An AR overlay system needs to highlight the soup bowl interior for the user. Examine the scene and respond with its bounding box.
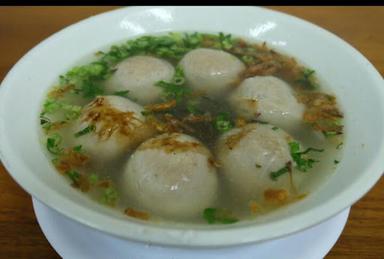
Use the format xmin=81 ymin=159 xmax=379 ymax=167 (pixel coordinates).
xmin=0 ymin=6 xmax=383 ymax=247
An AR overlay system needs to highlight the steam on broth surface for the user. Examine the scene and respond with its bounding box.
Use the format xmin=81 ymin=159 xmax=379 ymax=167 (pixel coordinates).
xmin=39 ymin=32 xmax=344 ymax=224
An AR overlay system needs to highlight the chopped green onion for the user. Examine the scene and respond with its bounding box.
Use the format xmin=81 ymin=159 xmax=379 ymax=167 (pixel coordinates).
xmin=74 ymin=125 xmax=96 ymax=138
xmin=173 ymin=66 xmax=185 ymax=85
xmin=300 ymin=147 xmax=324 ymax=155
xmin=156 ymin=81 xmax=191 ymax=101
xmin=241 ymin=55 xmax=255 ymax=65
xmin=46 ymin=134 xmax=63 ymax=155
xmin=72 ymin=145 xmax=83 ymax=153
xmin=95 ymin=51 xmax=105 ymax=56
xmin=203 ymin=208 xmax=238 ymax=224
xmin=51 ymin=158 xmax=59 ymax=165
xmin=141 ymin=110 xmax=152 ymax=116
xmin=89 ymin=173 xmax=99 ymax=185
xmin=40 ymin=114 xmax=53 ymax=130
xmin=322 ymin=131 xmax=340 ymax=137
xmin=112 ymin=90 xmax=130 ymax=97
xmin=218 ymin=32 xmax=234 ymax=50
xmin=61 ymin=103 xmax=82 ymax=120
xmin=186 ymin=100 xmax=203 ymax=115
xmin=270 ymin=162 xmax=292 ymax=181
xmin=101 ymin=187 xmax=118 ymax=206
xmin=66 ymin=170 xmax=80 ymax=184
xmin=41 ymin=99 xmax=82 ymax=120
xmin=336 ymin=142 xmax=343 ymax=150
xmin=296 ymin=68 xmax=318 ymax=89
xmin=155 ymin=67 xmax=190 ymax=102
xmin=42 ymin=99 xmax=62 ymax=114
xmin=60 ymin=62 xmax=109 ymax=98
xmin=40 ymin=114 xmax=51 ymax=125
xmin=183 ymin=32 xmax=203 ymax=48
xmin=334 ymin=160 xmax=340 ymax=164
xmin=213 ymin=112 xmax=234 ymax=133
xmin=289 ymin=142 xmax=323 ymax=172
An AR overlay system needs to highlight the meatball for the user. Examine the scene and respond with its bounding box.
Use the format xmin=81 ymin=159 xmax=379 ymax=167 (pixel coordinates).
xmin=105 ymin=56 xmax=175 ymax=104
xmin=179 ymin=48 xmax=245 ymax=96
xmin=229 ymin=76 xmax=305 ymax=132
xmin=71 ymin=95 xmax=154 ymax=163
xmin=121 ymin=133 xmax=219 ymax=219
xmin=216 ymin=123 xmax=294 ymax=203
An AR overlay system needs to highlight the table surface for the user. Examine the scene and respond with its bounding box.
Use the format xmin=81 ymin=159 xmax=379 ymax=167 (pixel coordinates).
xmin=0 ymin=6 xmax=383 ymax=259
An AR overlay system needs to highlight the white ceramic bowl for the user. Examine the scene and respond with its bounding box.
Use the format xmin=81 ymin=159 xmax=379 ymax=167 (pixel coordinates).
xmin=0 ymin=6 xmax=383 ymax=247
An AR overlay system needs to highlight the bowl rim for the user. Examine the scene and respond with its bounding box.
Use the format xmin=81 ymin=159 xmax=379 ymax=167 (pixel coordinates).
xmin=1 ymin=6 xmax=384 ymax=247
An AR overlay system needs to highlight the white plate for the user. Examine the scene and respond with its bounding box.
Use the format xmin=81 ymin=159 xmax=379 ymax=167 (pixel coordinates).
xmin=33 ymin=198 xmax=350 ymax=259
